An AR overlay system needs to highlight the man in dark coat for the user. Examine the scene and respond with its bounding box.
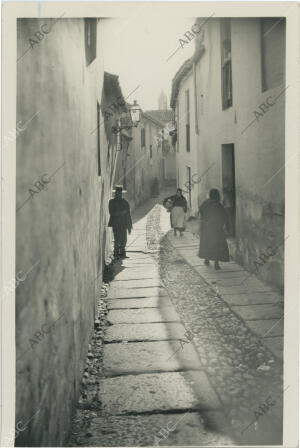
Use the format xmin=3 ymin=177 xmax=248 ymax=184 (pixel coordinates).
xmin=199 ymin=188 xmax=230 ymax=270
xmin=108 ymin=186 xmax=132 ymax=258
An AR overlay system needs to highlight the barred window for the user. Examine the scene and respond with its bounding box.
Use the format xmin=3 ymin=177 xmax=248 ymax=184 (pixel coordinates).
xmin=220 ymin=19 xmax=232 ymax=110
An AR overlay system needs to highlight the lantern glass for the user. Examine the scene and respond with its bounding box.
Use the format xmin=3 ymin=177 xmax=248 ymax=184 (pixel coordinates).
xmin=130 ymin=100 xmax=141 ymax=125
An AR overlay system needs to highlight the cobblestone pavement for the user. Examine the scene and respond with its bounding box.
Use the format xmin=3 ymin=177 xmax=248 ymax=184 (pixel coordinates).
xmin=67 ymin=192 xmax=284 ymax=446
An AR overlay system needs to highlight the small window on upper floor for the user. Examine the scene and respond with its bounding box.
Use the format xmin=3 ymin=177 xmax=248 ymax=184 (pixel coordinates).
xmin=141 ymin=127 xmax=145 ymax=148
xmin=85 ymin=18 xmax=97 ymax=66
xmin=260 ymin=18 xmax=285 ymax=92
xmin=185 ymin=89 xmax=190 ymax=152
xmin=220 ymin=19 xmax=232 ymax=110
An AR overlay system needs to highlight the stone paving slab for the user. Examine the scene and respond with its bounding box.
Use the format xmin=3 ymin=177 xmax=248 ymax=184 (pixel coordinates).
xmin=200 ymin=270 xmax=249 ymax=280
xmin=181 ymin=257 xmax=205 ymax=267
xmin=262 ymin=336 xmax=283 ymax=359
xmin=103 ymin=340 xmax=202 ymax=374
xmin=106 ymin=296 xmax=172 ymax=309
xmin=104 ymin=322 xmax=187 ymax=342
xmin=246 ymin=319 xmax=284 ymax=337
xmin=120 ymin=258 xmax=156 ymax=263
xmin=173 ymin=246 xmax=200 ymax=252
xmin=107 ymin=287 xmax=168 ymax=299
xmin=121 ymin=261 xmax=157 ymax=268
xmin=216 ymin=285 xmax=272 ymax=295
xmin=232 ymin=304 xmax=282 ymax=321
xmin=235 ymin=277 xmax=274 ymax=291
xmin=99 ymin=371 xmax=220 ymax=414
xmin=223 ymin=292 xmax=283 ymax=306
xmin=121 ymin=259 xmax=156 ymax=266
xmin=113 ymin=269 xmax=159 ymax=281
xmin=192 ymin=263 xmax=245 ymax=274
xmin=82 ymin=412 xmax=234 ymax=446
xmin=123 ymin=254 xmax=154 ymax=260
xmin=107 ymin=307 xmax=180 ymax=324
xmin=109 ymin=278 xmax=161 ymax=289
xmin=210 ymin=277 xmax=274 ymax=290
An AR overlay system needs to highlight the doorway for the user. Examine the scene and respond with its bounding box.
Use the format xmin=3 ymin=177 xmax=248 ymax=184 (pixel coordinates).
xmin=221 ymin=144 xmax=236 ymax=236
xmin=186 ymin=166 xmax=192 ymax=208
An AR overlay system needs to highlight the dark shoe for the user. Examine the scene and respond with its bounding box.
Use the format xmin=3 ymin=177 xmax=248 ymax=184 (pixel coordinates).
xmin=121 ymin=253 xmax=129 ymax=259
xmin=204 ymin=259 xmax=210 ymax=266
xmin=214 ymin=261 xmax=221 ymax=270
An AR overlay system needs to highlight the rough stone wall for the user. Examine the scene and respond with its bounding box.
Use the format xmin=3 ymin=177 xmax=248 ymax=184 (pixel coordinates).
xmin=230 ymin=189 xmax=284 ymax=291
xmin=16 ymin=18 xmax=112 ymax=446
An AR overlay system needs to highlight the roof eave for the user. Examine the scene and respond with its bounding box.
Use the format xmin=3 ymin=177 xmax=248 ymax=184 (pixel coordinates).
xmin=170 ymin=45 xmax=205 ymax=109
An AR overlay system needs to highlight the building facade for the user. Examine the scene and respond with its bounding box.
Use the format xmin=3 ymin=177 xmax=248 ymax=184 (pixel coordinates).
xmin=16 ymin=18 xmax=124 ymax=446
xmin=146 ymin=109 xmax=176 ymax=185
xmin=114 ymin=108 xmax=176 ymax=210
xmin=171 ymin=17 xmax=285 ymax=290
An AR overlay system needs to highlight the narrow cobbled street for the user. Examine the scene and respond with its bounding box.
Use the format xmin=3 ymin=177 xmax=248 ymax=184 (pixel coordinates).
xmin=13 ymin=12 xmax=295 ymax=448
xmin=68 ymin=190 xmax=283 ymax=447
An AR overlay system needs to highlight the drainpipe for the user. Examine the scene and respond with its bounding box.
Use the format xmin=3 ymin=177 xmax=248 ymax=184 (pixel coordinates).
xmin=193 ymin=61 xmax=199 ymax=135
xmin=111 ymin=118 xmax=121 ymax=190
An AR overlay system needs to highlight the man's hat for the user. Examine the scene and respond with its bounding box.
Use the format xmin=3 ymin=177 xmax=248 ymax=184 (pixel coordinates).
xmin=112 ymin=185 xmax=127 ymax=193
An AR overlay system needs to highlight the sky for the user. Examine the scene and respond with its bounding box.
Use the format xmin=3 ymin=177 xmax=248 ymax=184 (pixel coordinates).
xmin=101 ymin=11 xmax=195 ymax=111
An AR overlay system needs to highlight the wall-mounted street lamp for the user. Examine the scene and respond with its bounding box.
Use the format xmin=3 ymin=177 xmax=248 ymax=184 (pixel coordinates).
xmin=112 ymin=100 xmax=141 ymax=135
xmin=129 ymin=100 xmax=141 ymax=126
xmin=112 ymin=100 xmax=141 ymax=152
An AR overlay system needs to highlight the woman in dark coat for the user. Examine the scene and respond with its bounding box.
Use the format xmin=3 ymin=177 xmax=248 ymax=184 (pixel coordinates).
xmin=199 ymin=188 xmax=230 ymax=270
xmin=163 ymin=188 xmax=188 ymax=237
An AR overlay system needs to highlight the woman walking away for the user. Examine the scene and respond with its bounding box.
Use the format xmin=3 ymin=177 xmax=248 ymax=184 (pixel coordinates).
xmin=163 ymin=188 xmax=188 ymax=237
xmin=199 ymin=188 xmax=230 ymax=270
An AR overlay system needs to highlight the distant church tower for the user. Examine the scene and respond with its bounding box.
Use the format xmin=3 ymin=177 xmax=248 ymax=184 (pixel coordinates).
xmin=158 ymin=90 xmax=168 ymax=111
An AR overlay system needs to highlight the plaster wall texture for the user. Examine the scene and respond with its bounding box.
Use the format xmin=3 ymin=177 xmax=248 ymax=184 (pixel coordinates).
xmin=16 ymin=18 xmax=113 ymax=446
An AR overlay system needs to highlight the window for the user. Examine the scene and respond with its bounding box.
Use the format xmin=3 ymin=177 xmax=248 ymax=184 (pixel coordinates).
xmin=141 ymin=127 xmax=145 ymax=148
xmin=222 ymin=144 xmax=236 ymax=237
xmin=186 ymin=166 xmax=192 ymax=207
xmin=97 ymin=102 xmax=101 ymax=176
xmin=185 ymin=89 xmax=190 ymax=152
xmin=85 ymin=19 xmax=97 ymax=65
xmin=220 ymin=19 xmax=232 ymax=110
xmin=261 ymin=18 xmax=285 ymax=92
xmin=150 ymin=145 xmax=153 ymax=159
